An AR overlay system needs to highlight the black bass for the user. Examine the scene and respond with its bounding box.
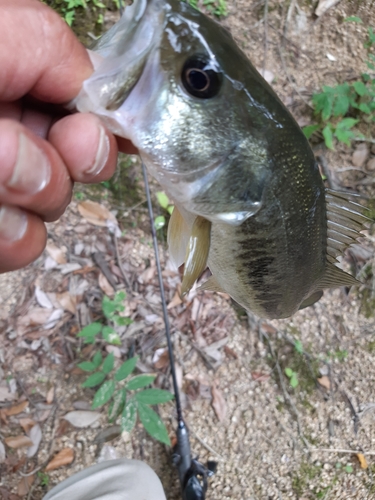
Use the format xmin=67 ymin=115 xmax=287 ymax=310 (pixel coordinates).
xmin=73 ymin=0 xmax=368 ymax=319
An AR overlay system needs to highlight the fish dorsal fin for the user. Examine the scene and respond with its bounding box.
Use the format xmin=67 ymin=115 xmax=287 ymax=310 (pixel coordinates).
xmin=326 ymin=189 xmax=370 ymax=264
xmin=181 ymin=216 xmax=211 ymax=297
xmin=197 ymin=275 xmax=226 ymax=293
xmin=318 ymin=261 xmax=359 ymax=289
xmin=167 ymin=205 xmax=191 ymax=269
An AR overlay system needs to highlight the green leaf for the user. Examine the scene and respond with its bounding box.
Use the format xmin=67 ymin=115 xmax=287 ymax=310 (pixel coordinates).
xmin=285 ymin=367 xmax=293 ymax=378
xmin=114 ymin=291 xmax=126 ymax=305
xmin=102 ymin=353 xmax=115 ymax=374
xmin=290 ymin=375 xmax=299 ymax=388
xmin=345 ymin=465 xmax=353 ymax=473
xmin=333 ymin=94 xmax=349 ymax=117
xmin=322 ymin=125 xmax=334 ymax=150
xmin=126 ymin=374 xmax=156 ymax=390
xmin=156 ymin=191 xmax=170 ymax=210
xmin=92 ymin=380 xmax=115 ymax=409
xmin=121 ymin=398 xmax=137 ymax=432
xmin=154 ymin=215 xmax=165 ymax=230
xmin=102 ymin=326 xmax=121 ymax=345
xmin=77 ymin=322 xmax=102 ymax=339
xmin=353 ymin=81 xmax=368 ymax=97
xmin=359 ymin=102 xmax=371 ymax=114
xmin=82 ymin=371 xmax=106 ymax=388
xmin=344 ymin=16 xmax=363 ymax=23
xmin=102 ymin=295 xmax=116 ymax=320
xmin=302 ymin=124 xmax=320 ymax=139
xmin=167 ymin=205 xmax=174 ymax=215
xmin=115 ymin=357 xmax=139 ymax=382
xmin=135 ymin=389 xmax=174 ymax=405
xmin=77 ymin=361 xmax=96 ymax=372
xmin=294 ymin=340 xmax=303 ymax=355
xmin=113 ymin=316 xmax=132 ymax=327
xmin=138 ymin=402 xmax=171 ymax=445
xmin=108 ymin=389 xmax=126 ymax=422
xmin=336 ymin=118 xmax=359 ymax=129
xmin=92 ymin=351 xmax=102 ymax=368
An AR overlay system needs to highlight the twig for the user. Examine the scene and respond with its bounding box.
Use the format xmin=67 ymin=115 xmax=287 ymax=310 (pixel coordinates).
xmin=189 ymin=427 xmax=225 ymax=461
xmin=113 ymin=233 xmax=132 ymax=292
xmin=277 ymin=44 xmax=314 ymax=110
xmin=260 ymin=329 xmax=310 ymax=450
xmin=311 ymin=448 xmax=375 ymax=455
xmin=92 ymin=251 xmax=117 ymax=290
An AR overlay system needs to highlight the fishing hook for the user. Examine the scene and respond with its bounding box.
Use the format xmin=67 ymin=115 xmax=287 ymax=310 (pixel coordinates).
xmin=142 ymin=161 xmax=216 ymax=500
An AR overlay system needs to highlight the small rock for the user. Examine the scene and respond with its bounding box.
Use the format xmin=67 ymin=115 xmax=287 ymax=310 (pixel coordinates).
xmin=366 ymin=157 xmax=375 ymax=171
xmin=352 ymin=143 xmax=369 ymax=167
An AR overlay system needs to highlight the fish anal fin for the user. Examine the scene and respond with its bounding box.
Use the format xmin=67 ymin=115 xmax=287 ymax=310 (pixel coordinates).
xmin=197 ymin=275 xmax=226 ymax=293
xmin=181 ymin=216 xmax=211 ymax=297
xmin=299 ymin=291 xmax=323 ymax=310
xmin=318 ymin=262 xmax=359 ymax=289
xmin=167 ymin=205 xmax=191 ymax=269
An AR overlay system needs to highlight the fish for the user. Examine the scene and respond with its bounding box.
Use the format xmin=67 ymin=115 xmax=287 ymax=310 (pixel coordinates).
xmin=72 ymin=0 xmax=369 ymax=319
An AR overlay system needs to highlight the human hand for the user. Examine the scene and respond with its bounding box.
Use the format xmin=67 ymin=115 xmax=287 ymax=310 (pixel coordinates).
xmin=0 ymin=0 xmax=137 ymax=273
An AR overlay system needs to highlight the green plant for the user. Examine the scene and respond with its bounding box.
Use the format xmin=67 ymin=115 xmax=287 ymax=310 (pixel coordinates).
xmin=154 ymin=191 xmax=174 ymax=231
xmin=37 ymin=471 xmax=50 ymax=487
xmin=285 ymin=367 xmax=298 ymax=388
xmin=304 ymin=24 xmax=375 ymax=149
xmin=77 ymin=291 xmax=133 ymax=346
xmin=44 ymin=0 xmax=110 ymax=26
xmin=185 ymin=0 xmax=228 ymax=17
xmin=78 ymin=354 xmax=174 ymax=444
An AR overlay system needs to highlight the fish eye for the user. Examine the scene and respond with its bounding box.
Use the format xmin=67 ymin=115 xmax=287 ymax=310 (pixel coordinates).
xmin=181 ymin=56 xmax=221 ymax=99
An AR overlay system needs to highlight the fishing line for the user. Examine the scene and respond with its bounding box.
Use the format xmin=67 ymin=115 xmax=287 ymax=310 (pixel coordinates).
xmin=141 ymin=161 xmax=182 ymax=420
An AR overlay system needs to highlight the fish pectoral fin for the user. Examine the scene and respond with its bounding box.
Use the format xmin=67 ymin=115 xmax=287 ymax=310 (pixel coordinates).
xmin=318 ymin=262 xmax=359 ymax=289
xmin=326 ymin=189 xmax=370 ymax=264
xmin=299 ymin=291 xmax=324 ymax=310
xmin=197 ymin=275 xmax=225 ymax=293
xmin=167 ymin=205 xmax=191 ymax=269
xmin=181 ymin=216 xmax=211 ymax=297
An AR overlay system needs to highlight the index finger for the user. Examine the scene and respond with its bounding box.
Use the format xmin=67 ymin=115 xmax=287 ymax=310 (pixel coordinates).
xmin=0 ymin=0 xmax=93 ymax=103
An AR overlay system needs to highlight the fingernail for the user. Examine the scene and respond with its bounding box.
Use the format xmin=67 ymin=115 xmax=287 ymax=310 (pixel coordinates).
xmin=0 ymin=205 xmax=28 ymax=242
xmin=85 ymin=125 xmax=110 ymax=176
xmin=6 ymin=133 xmax=51 ymax=194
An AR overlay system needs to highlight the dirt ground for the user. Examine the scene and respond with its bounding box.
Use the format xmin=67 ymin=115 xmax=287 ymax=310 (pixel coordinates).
xmin=1 ymin=0 xmax=375 ymax=499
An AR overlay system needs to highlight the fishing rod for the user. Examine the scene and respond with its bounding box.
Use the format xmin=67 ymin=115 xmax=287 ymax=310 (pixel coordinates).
xmin=141 ymin=161 xmax=216 ymax=500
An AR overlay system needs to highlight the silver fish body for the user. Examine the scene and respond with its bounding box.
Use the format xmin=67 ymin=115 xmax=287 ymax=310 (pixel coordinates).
xmin=73 ymin=0 xmax=368 ymax=319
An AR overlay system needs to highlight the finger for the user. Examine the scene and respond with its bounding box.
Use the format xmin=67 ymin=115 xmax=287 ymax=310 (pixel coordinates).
xmin=0 ymin=205 xmax=46 ymax=273
xmin=48 ymin=113 xmax=118 ymax=183
xmin=0 ymin=0 xmax=92 ymax=103
xmin=0 ymin=119 xmax=72 ymax=222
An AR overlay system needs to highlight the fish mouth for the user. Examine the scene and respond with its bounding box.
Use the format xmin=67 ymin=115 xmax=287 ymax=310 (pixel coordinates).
xmin=72 ymin=0 xmax=167 ymax=115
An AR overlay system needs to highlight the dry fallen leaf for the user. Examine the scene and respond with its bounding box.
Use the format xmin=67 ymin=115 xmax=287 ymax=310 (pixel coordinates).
xmin=98 ymin=272 xmax=115 ymax=297
xmin=46 ymin=448 xmax=75 ymax=471
xmin=78 ymin=200 xmax=117 ymax=227
xmin=0 ymin=386 xmax=17 ymax=403
xmin=167 ymin=291 xmax=183 ymax=310
xmin=56 ymin=292 xmax=76 ymax=315
xmin=63 ymin=411 xmax=101 ymax=428
xmin=0 ymin=440 xmax=5 ymax=463
xmin=3 ymin=400 xmax=28 ymax=416
xmin=317 ymin=376 xmax=331 ymax=390
xmin=4 ymin=435 xmax=34 ymax=449
xmin=315 ymin=0 xmax=341 ymax=16
xmin=252 ymin=372 xmax=271 ymax=382
xmin=17 ymin=475 xmax=34 ymax=496
xmin=19 ymin=418 xmax=36 ymax=434
xmin=27 ymin=424 xmax=42 ymax=458
xmin=152 ymin=348 xmax=170 ymax=369
xmin=211 ymin=385 xmax=227 ymax=422
xmin=356 ymin=453 xmax=368 ymax=469
xmin=46 ymin=387 xmax=55 ymax=405
xmin=45 ymin=243 xmax=67 ymax=264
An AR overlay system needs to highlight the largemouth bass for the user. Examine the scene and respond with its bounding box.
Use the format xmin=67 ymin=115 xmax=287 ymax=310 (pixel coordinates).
xmin=73 ymin=0 xmax=368 ymax=319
